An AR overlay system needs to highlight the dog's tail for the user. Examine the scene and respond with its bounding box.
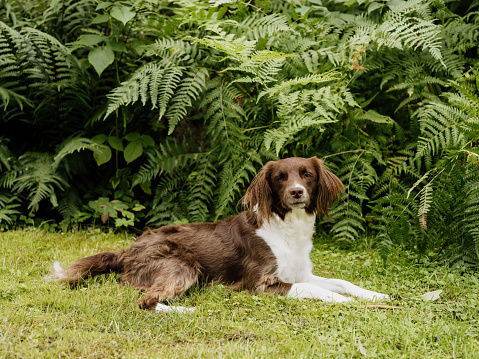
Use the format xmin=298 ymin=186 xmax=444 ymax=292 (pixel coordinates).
xmin=53 ymin=251 xmax=124 ymax=285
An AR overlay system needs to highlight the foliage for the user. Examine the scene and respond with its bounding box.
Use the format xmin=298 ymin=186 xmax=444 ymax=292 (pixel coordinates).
xmin=1 ymin=0 xmax=479 ymax=267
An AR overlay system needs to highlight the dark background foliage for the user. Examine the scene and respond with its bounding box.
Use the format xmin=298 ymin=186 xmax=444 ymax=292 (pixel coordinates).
xmin=1 ymin=0 xmax=478 ymax=267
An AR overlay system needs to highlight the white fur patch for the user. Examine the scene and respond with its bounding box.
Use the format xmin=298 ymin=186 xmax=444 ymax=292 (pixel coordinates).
xmin=52 ymin=261 xmax=67 ymax=281
xmin=256 ymin=209 xmax=316 ymax=283
xmin=256 ymin=209 xmax=389 ymax=303
xmin=288 ymin=283 xmax=352 ymax=302
xmin=155 ymin=303 xmax=195 ymax=313
xmin=307 ymin=275 xmax=389 ymax=301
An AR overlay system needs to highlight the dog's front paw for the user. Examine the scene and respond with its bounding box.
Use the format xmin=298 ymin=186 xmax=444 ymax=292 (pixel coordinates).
xmin=325 ymin=294 xmax=353 ymax=303
xmin=155 ymin=303 xmax=195 ymax=313
xmin=360 ymin=291 xmax=389 ymax=302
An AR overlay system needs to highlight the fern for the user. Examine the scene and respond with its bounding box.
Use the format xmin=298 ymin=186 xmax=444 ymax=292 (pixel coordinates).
xmin=199 ymin=77 xmax=246 ymax=156
xmin=106 ymin=64 xmax=182 ymax=119
xmin=236 ymin=14 xmax=292 ymax=41
xmin=12 ymin=153 xmax=68 ymax=212
xmin=377 ymin=14 xmax=444 ymax=66
xmin=0 ymin=192 xmax=20 ymax=225
xmin=0 ymin=21 xmax=29 ymax=110
xmin=329 ymin=151 xmax=378 ymax=242
xmin=214 ymin=150 xmax=262 ymax=219
xmin=417 ymin=182 xmax=432 ymax=232
xmin=2 ymin=0 xmax=479 ymax=269
xmin=132 ymin=139 xmax=193 ymax=188
xmin=257 ymin=71 xmax=342 ymax=100
xmin=187 ymin=155 xmax=217 ymax=223
xmin=41 ymin=0 xmax=96 ymax=42
xmin=264 ymin=85 xmax=356 ymax=155
xmin=52 ymin=137 xmax=110 ymax=170
xmin=166 ymin=67 xmax=208 ymax=133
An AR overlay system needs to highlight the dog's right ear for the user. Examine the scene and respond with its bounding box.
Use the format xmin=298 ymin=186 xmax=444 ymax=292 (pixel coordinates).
xmin=243 ymin=162 xmax=273 ymax=227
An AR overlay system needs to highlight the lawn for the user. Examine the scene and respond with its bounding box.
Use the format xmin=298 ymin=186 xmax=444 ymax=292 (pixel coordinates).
xmin=1 ymin=230 xmax=478 ymax=358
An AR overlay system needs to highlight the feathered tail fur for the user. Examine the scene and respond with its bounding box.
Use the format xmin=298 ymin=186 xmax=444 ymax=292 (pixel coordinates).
xmin=53 ymin=251 xmax=124 ymax=284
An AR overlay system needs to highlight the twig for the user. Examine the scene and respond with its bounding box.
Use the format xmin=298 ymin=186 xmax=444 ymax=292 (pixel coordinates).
xmin=366 ymin=305 xmax=403 ymax=310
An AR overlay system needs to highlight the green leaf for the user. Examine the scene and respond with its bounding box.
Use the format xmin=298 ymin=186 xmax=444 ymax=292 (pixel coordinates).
xmin=362 ymin=110 xmax=394 ymax=124
xmin=110 ymin=5 xmax=136 ymax=26
xmin=93 ymin=145 xmax=112 ymax=166
xmin=96 ymin=1 xmax=112 ymax=10
xmin=421 ymin=290 xmax=442 ymax=301
xmin=108 ymin=136 xmax=123 ymax=151
xmin=91 ymin=14 xmax=109 ymax=24
xmin=139 ymin=135 xmax=155 ymax=147
xmin=91 ymin=134 xmax=108 ymax=144
xmin=124 ymin=132 xmax=141 ymax=141
xmin=124 ymin=142 xmax=143 ymax=163
xmin=88 ymin=45 xmax=115 ymax=77
xmin=140 ymin=181 xmax=151 ymax=195
xmin=110 ymin=176 xmax=121 ymax=189
xmin=368 ymin=2 xmax=383 ymax=12
xmin=115 ymin=217 xmax=134 ymax=227
xmin=132 ymin=203 xmax=146 ymax=211
xmin=76 ymin=35 xmax=106 ymax=46
xmin=101 ymin=212 xmax=109 ymax=223
xmin=107 ymin=39 xmax=127 ymax=53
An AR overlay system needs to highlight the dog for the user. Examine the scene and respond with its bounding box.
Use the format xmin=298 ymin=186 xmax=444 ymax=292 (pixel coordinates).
xmin=54 ymin=157 xmax=388 ymax=312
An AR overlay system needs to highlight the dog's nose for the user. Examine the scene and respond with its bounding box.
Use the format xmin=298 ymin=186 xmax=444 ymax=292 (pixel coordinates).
xmin=289 ymin=187 xmax=304 ymax=199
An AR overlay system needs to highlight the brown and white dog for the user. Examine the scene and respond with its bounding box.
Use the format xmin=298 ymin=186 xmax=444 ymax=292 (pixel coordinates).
xmin=54 ymin=157 xmax=388 ymax=312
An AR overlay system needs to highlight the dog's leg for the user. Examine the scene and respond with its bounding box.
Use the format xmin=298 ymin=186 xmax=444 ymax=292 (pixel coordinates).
xmin=136 ymin=258 xmax=200 ymax=312
xmin=307 ymin=275 xmax=389 ymax=301
xmin=287 ymin=283 xmax=353 ymax=302
xmin=254 ymin=276 xmax=352 ymax=303
xmin=154 ymin=303 xmax=195 ymax=313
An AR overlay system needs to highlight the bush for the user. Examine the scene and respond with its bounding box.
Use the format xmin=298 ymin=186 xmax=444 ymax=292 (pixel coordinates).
xmin=1 ymin=0 xmax=478 ymax=267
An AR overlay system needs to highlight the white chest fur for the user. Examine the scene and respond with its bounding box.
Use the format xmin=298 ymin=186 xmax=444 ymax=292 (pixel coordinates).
xmin=256 ymin=209 xmax=316 ymax=283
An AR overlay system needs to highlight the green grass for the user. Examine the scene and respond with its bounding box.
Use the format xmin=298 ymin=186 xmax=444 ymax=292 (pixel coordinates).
xmin=1 ymin=230 xmax=478 ymax=358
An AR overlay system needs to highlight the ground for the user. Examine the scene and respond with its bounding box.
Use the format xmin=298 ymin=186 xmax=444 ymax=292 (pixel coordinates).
xmin=1 ymin=230 xmax=478 ymax=358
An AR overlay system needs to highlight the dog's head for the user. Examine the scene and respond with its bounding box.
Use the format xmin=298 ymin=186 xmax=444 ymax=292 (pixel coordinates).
xmin=244 ymin=157 xmax=344 ymax=226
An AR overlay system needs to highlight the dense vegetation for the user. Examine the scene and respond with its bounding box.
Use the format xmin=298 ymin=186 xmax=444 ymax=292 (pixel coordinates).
xmin=1 ymin=0 xmax=478 ymax=267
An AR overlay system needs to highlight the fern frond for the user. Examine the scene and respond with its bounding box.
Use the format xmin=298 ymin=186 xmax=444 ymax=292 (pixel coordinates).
xmin=199 ymin=78 xmax=246 ymax=156
xmin=166 ymin=67 xmax=208 ymax=134
xmin=13 ymin=153 xmax=68 ymax=212
xmin=0 ymin=192 xmax=20 ymax=225
xmin=264 ymin=86 xmax=352 ymax=154
xmin=106 ymin=63 xmax=191 ymax=133
xmin=214 ymin=151 xmax=261 ymax=219
xmin=132 ymin=139 xmax=193 ymax=188
xmin=237 ymin=14 xmax=292 ymax=40
xmin=187 ymin=155 xmax=217 ymax=223
xmin=186 ymin=31 xmax=256 ymax=63
xmin=258 ymin=71 xmax=341 ymax=100
xmin=415 ymin=101 xmax=468 ymax=160
xmin=418 ymin=182 xmax=432 ymax=232
xmin=377 ymin=11 xmax=445 ymax=67
xmin=52 ymin=137 xmax=109 ymax=170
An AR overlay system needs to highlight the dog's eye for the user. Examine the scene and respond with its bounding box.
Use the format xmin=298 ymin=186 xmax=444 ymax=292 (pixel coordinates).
xmin=304 ymin=172 xmax=313 ymax=178
xmin=275 ymin=175 xmax=285 ymax=182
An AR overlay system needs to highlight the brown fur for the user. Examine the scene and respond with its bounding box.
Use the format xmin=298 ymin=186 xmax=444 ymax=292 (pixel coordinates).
xmin=58 ymin=157 xmax=343 ymax=310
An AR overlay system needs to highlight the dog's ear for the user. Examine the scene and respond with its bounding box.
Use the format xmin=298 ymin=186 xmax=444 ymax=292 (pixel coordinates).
xmin=310 ymin=157 xmax=344 ymax=217
xmin=243 ymin=162 xmax=273 ymax=227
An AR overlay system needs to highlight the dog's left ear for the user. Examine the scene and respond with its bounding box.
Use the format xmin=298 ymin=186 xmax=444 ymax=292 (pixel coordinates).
xmin=310 ymin=157 xmax=344 ymax=217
